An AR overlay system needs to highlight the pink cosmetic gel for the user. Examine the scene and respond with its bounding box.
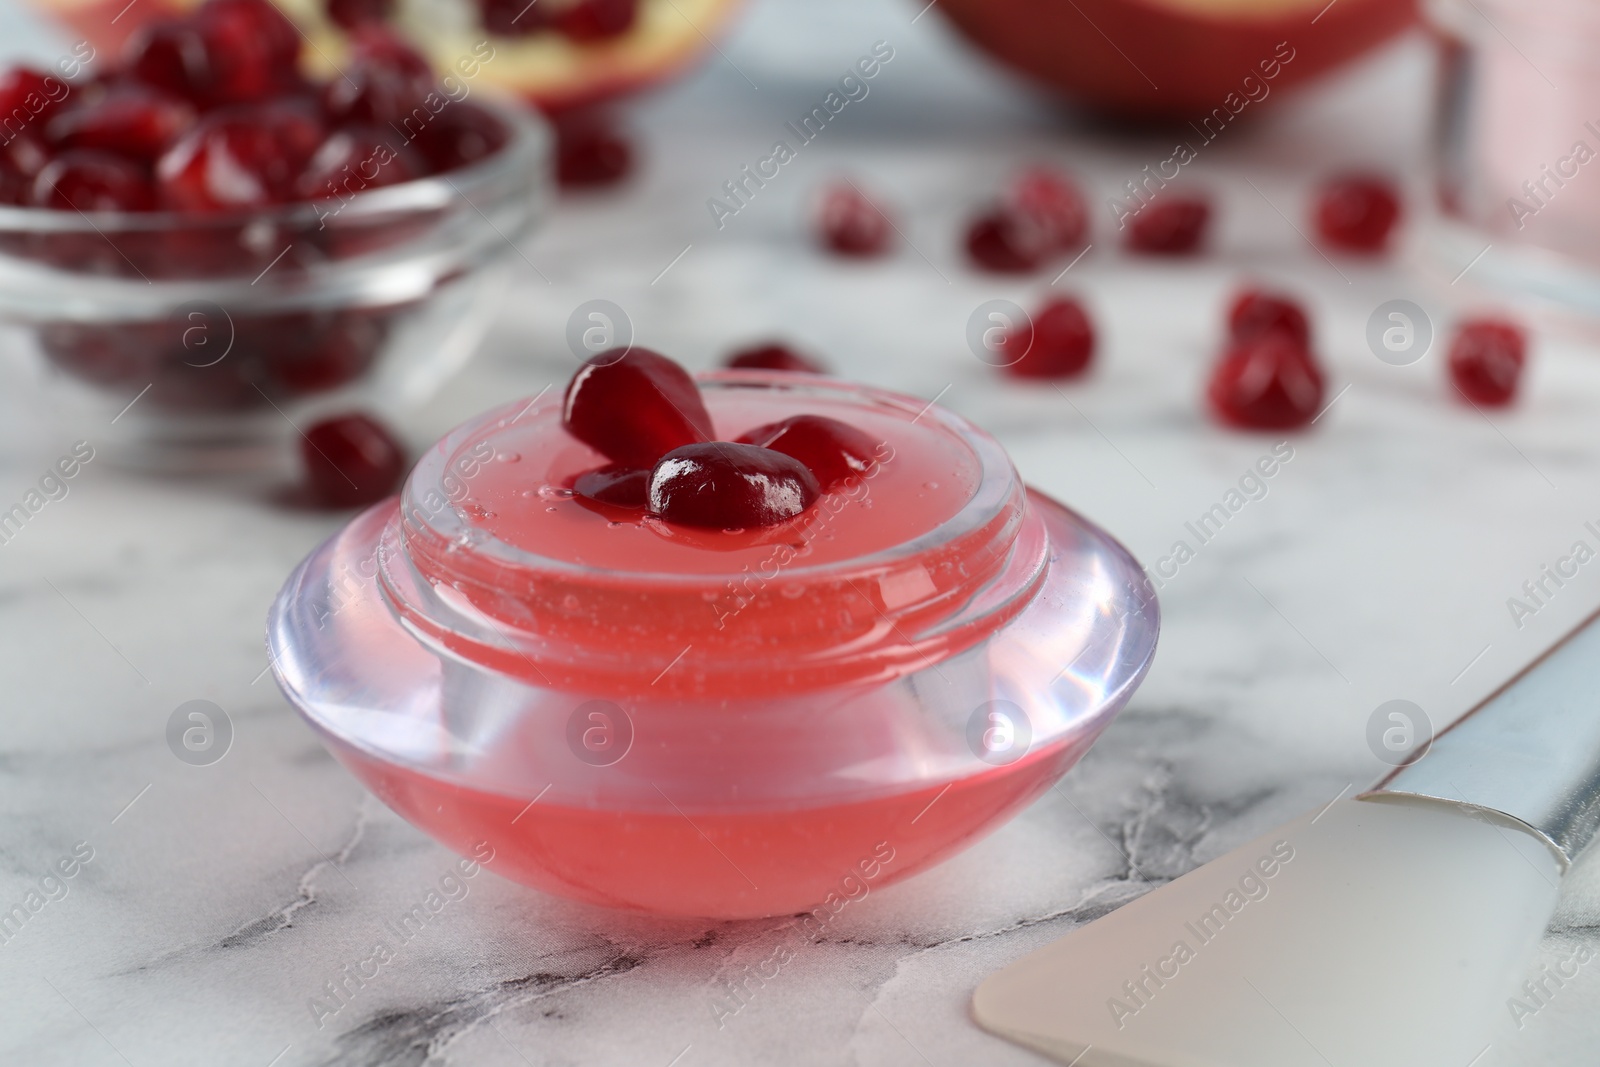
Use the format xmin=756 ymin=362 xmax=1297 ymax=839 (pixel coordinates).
xmin=268 ymin=373 xmax=1158 ymax=918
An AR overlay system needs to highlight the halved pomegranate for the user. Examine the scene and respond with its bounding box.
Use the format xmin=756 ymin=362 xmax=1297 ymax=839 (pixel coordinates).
xmin=37 ymin=0 xmax=747 ymax=115
xmin=933 ymin=0 xmax=1415 ymax=120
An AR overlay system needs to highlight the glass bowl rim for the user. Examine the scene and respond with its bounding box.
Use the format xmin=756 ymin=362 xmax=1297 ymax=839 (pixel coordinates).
xmin=0 ymin=94 xmax=549 ymax=236
xmin=397 ymin=370 xmax=1026 ymax=590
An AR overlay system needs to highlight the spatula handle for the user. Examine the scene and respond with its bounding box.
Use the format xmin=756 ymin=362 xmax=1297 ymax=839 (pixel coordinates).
xmin=1363 ymin=607 xmax=1600 ymax=868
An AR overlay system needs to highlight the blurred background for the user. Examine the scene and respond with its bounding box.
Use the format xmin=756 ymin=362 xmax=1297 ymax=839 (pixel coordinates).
xmin=4 ymin=0 xmax=1600 ymax=1063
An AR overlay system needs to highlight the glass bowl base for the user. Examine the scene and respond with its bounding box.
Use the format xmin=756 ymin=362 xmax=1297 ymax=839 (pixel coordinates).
xmin=268 ymin=491 xmax=1159 ymax=918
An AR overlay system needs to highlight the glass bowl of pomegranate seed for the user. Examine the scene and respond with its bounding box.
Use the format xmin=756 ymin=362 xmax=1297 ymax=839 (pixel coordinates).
xmin=268 ymin=355 xmax=1160 ymax=919
xmin=0 ymin=0 xmax=551 ymax=472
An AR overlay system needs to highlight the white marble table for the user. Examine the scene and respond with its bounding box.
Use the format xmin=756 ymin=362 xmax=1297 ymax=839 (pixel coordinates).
xmin=3 ymin=1 xmax=1600 ymax=1064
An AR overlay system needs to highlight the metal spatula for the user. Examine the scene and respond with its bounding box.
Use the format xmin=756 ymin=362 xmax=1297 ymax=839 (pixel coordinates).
xmin=974 ymin=609 xmax=1600 ymax=1067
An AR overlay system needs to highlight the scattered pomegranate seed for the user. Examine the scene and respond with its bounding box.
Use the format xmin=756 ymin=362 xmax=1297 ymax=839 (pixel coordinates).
xmin=965 ymin=209 xmax=1047 ymax=273
xmin=46 ymin=86 xmax=197 ymax=163
xmin=556 ymin=0 xmax=639 ymax=42
xmin=322 ymin=27 xmax=436 ymax=127
xmin=817 ymin=182 xmax=892 ymax=257
xmin=573 ymin=463 xmax=649 ymax=509
xmin=648 ymin=442 xmax=819 ymax=529
xmin=156 ymin=102 xmax=324 ymax=210
xmin=325 ymin=0 xmax=395 ymax=30
xmin=476 ymin=0 xmax=551 ymax=35
xmin=1008 ymin=166 xmax=1087 ymax=252
xmin=1207 ymin=332 xmax=1325 ymax=430
xmin=563 ymin=348 xmax=714 ymax=468
xmin=1228 ymin=288 xmax=1310 ymax=349
xmin=1001 ymin=297 xmax=1095 ymax=380
xmin=302 ymin=412 xmax=408 ymax=507
xmin=1125 ymin=196 xmax=1210 ymax=255
xmin=737 ymin=415 xmax=881 ymax=492
xmin=1315 ymin=174 xmax=1400 ymax=253
xmin=554 ymin=116 xmax=633 ymax=188
xmin=1448 ymin=318 xmax=1526 ymax=406
xmin=725 ymin=343 xmax=827 ymax=374
xmin=410 ymin=101 xmax=507 ymax=172
xmin=297 ymin=126 xmax=419 ymax=200
xmin=31 ymin=151 xmax=156 ymax=211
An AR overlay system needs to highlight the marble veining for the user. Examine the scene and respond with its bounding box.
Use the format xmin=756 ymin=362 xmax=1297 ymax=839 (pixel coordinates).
xmin=1 ymin=0 xmax=1599 ymax=1064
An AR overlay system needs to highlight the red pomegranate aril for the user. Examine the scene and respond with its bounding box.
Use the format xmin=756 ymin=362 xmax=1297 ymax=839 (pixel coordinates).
xmin=125 ymin=19 xmax=210 ymax=101
xmin=326 ymin=0 xmax=396 ymax=30
xmin=0 ymin=67 xmax=69 ymax=130
xmin=46 ymin=86 xmax=197 ymax=163
xmin=297 ymin=127 xmax=419 ymax=200
xmin=649 ymin=442 xmax=820 ymax=529
xmin=31 ymin=150 xmax=156 ymax=211
xmin=1228 ymin=288 xmax=1310 ymax=349
xmin=725 ymin=342 xmax=826 ymax=374
xmin=736 ymin=414 xmax=880 ymax=492
xmin=156 ymin=102 xmax=325 ymax=210
xmin=1448 ymin=318 xmax=1526 ymax=406
xmin=817 ymin=182 xmax=892 ymax=257
xmin=1002 ymin=297 xmax=1095 ymax=380
xmin=1208 ymin=332 xmax=1325 ymax=430
xmin=204 ymin=0 xmax=300 ymax=66
xmin=554 ymin=116 xmax=632 ymax=188
xmin=127 ymin=1 xmax=300 ymax=108
xmin=1009 ymin=166 xmax=1087 ymax=251
xmin=1126 ymin=196 xmax=1210 ymax=255
xmin=0 ymin=0 xmax=515 ymax=233
xmin=199 ymin=0 xmax=301 ymax=102
xmin=477 ymin=0 xmax=552 ymax=35
xmin=573 ymin=463 xmax=650 ymax=509
xmin=1315 ymin=174 xmax=1400 ymax=253
xmin=302 ymin=412 xmax=408 ymax=508
xmin=966 ymin=208 xmax=1047 ymax=273
xmin=322 ymin=28 xmax=436 ymax=127
xmin=411 ymin=101 xmax=507 ymax=171
xmin=563 ymin=348 xmax=714 ymax=468
xmin=556 ymin=0 xmax=640 ymax=42
xmin=0 ymin=134 xmax=51 ymax=204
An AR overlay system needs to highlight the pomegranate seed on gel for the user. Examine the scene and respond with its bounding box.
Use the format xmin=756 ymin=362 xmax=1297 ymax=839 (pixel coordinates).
xmin=725 ymin=343 xmax=827 ymax=374
xmin=737 ymin=414 xmax=881 ymax=491
xmin=562 ymin=348 xmax=715 ymax=468
xmin=648 ymin=442 xmax=820 ymax=529
xmin=573 ymin=463 xmax=650 ymax=509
